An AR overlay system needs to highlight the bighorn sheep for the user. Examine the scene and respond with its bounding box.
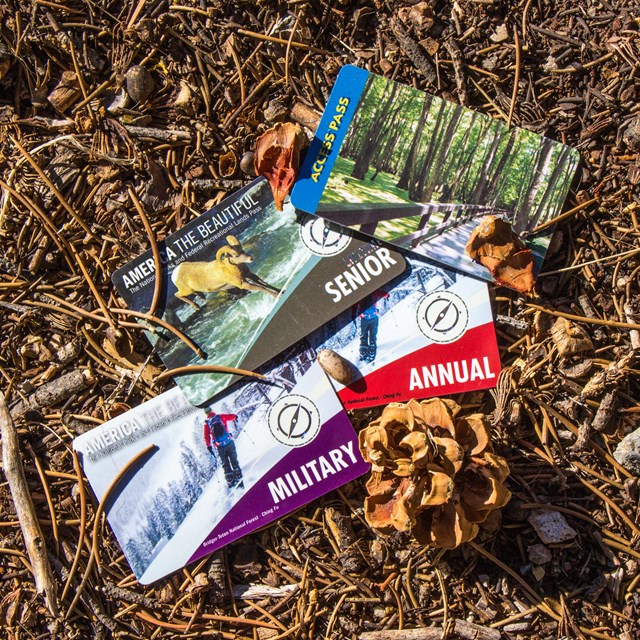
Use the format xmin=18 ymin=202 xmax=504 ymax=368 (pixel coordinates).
xmin=171 ymin=235 xmax=281 ymax=309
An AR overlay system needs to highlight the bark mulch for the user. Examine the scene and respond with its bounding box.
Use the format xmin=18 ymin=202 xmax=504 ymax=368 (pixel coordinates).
xmin=0 ymin=1 xmax=639 ymax=638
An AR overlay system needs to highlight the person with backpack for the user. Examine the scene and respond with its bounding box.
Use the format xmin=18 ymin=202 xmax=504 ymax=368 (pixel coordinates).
xmin=203 ymin=411 xmax=243 ymax=489
xmin=352 ymin=290 xmax=389 ymax=363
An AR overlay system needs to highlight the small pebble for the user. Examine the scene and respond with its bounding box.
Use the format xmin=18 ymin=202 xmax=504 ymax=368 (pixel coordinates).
xmin=317 ymin=349 xmax=355 ymax=386
xmin=527 ymin=543 xmax=552 ymax=565
xmin=614 ymin=427 xmax=640 ymax=475
xmin=622 ymin=116 xmax=640 ymax=151
xmin=126 ymin=65 xmax=154 ymax=103
xmin=263 ymin=99 xmax=288 ymax=123
xmin=528 ymin=510 xmax=577 ymax=544
xmin=240 ymin=151 xmax=256 ymax=177
xmin=490 ymin=23 xmax=510 ymax=43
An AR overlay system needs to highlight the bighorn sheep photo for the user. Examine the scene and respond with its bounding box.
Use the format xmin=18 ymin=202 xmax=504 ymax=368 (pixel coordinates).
xmin=170 ymin=235 xmax=281 ymax=309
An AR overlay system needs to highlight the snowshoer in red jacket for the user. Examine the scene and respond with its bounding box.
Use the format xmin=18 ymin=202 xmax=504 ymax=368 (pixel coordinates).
xmin=204 ymin=411 xmax=243 ymax=489
xmin=352 ymin=290 xmax=388 ymax=363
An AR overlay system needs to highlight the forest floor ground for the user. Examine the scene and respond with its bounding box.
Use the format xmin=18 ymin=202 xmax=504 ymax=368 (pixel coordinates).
xmin=1 ymin=1 xmax=639 ymax=639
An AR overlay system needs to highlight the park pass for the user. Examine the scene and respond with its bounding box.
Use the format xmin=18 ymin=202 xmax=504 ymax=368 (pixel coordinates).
xmin=306 ymin=254 xmax=501 ymax=409
xmin=291 ymin=65 xmax=580 ymax=282
xmin=74 ymin=349 xmax=368 ymax=584
xmin=112 ymin=177 xmax=405 ymax=406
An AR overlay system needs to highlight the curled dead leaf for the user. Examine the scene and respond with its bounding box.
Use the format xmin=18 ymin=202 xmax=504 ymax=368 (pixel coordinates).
xmin=465 ymin=216 xmax=536 ymax=295
xmin=550 ymin=316 xmax=594 ymax=357
xmin=254 ymin=122 xmax=305 ymax=210
xmin=219 ymin=150 xmax=238 ymax=178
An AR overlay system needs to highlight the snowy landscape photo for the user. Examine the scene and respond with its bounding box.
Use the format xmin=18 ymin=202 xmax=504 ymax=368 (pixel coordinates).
xmin=74 ymin=349 xmax=365 ymax=584
xmin=307 ymin=254 xmax=501 ymax=408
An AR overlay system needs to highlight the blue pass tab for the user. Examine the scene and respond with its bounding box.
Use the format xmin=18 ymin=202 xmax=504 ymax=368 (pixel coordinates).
xmin=291 ymin=65 xmax=369 ymax=214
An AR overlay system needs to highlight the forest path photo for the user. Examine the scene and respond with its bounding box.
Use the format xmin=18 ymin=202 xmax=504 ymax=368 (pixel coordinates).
xmin=313 ymin=68 xmax=580 ymax=278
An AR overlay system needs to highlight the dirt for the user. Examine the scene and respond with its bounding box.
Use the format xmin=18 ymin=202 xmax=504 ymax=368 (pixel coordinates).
xmin=0 ymin=1 xmax=639 ymax=638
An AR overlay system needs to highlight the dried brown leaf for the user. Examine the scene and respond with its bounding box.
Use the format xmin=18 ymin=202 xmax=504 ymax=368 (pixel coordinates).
xmin=550 ymin=316 xmax=594 ymax=357
xmin=465 ymin=216 xmax=536 ymax=295
xmin=219 ymin=150 xmax=238 ymax=178
xmin=254 ymin=123 xmax=304 ymax=210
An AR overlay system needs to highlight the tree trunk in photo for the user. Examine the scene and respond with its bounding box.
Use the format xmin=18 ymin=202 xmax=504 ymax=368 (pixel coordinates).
xmin=457 ymin=118 xmax=492 ymax=199
xmin=439 ymin=112 xmax=477 ymax=201
xmin=460 ymin=120 xmax=500 ymax=201
xmin=408 ymin=100 xmax=448 ymax=200
xmin=351 ymin=82 xmax=399 ymax=180
xmin=395 ymin=97 xmax=432 ymax=190
xmin=469 ymin=125 xmax=507 ymax=203
xmin=418 ymin=103 xmax=463 ymax=202
xmin=514 ymin=145 xmax=541 ymax=213
xmin=514 ymin=138 xmax=555 ymax=230
xmin=370 ymin=101 xmax=405 ymax=180
xmin=488 ymin=136 xmax=521 ymax=209
xmin=342 ymin=78 xmax=376 ymax=159
xmin=530 ymin=146 xmax=574 ymax=226
xmin=480 ymin=129 xmax=517 ymax=205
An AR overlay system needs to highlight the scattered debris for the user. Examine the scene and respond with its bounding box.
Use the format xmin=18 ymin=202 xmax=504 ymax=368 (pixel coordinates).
xmin=550 ymin=316 xmax=594 ymax=357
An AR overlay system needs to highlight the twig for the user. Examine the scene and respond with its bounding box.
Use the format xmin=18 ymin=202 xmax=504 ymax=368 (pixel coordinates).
xmin=108 ymin=308 xmax=205 ymax=358
xmin=61 ymin=450 xmax=87 ymax=602
xmin=126 ymin=0 xmax=149 ymax=30
xmin=507 ymin=26 xmax=521 ymax=128
xmin=223 ymin=72 xmax=277 ymax=128
xmin=128 ymin=188 xmax=162 ymax=317
xmin=157 ymin=364 xmax=266 ymax=381
xmin=92 ymin=445 xmax=158 ymax=569
xmin=444 ymin=39 xmax=468 ymax=105
xmin=359 ymin=619 xmax=501 ymax=639
xmin=236 ymin=28 xmax=331 ymax=54
xmin=390 ymin=19 xmax=437 ymax=85
xmin=285 ymin=12 xmax=303 ymax=87
xmin=530 ymin=197 xmax=598 ymax=233
xmin=0 ymin=178 xmax=78 ymax=273
xmin=0 ymin=394 xmax=59 ymax=615
xmin=122 ymin=124 xmax=192 ymax=141
xmin=526 ymin=304 xmax=640 ymax=332
xmin=539 ymin=247 xmax=640 ymax=276
xmin=26 ymin=443 xmax=59 ymax=556
xmin=10 ymin=369 xmax=95 ymax=418
xmin=10 ymin=135 xmax=94 ymax=236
